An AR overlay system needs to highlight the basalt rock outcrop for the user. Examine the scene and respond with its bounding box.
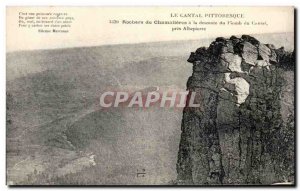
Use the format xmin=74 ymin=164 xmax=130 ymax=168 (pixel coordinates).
xmin=177 ymin=35 xmax=295 ymax=185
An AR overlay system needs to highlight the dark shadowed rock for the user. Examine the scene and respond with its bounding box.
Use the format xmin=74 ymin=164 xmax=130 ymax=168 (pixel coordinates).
xmin=177 ymin=35 xmax=295 ymax=185
xmin=241 ymin=35 xmax=260 ymax=46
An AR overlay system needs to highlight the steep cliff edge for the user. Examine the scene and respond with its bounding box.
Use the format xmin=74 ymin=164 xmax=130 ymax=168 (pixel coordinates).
xmin=177 ymin=35 xmax=295 ymax=185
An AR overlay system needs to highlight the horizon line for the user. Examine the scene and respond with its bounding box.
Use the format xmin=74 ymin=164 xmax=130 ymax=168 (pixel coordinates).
xmin=6 ymin=32 xmax=293 ymax=54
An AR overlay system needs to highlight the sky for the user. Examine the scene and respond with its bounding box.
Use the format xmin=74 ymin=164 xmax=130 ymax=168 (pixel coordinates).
xmin=6 ymin=6 xmax=294 ymax=52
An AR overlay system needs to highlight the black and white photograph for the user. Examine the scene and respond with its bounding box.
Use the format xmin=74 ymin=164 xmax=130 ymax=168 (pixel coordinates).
xmin=2 ymin=3 xmax=297 ymax=189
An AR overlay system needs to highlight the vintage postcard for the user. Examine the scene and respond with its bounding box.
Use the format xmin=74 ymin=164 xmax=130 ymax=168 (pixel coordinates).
xmin=6 ymin=6 xmax=295 ymax=186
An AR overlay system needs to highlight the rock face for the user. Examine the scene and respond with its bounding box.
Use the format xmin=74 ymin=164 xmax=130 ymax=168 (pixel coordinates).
xmin=177 ymin=35 xmax=295 ymax=185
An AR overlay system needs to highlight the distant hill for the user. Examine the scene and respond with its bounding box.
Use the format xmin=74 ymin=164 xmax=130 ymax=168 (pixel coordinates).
xmin=6 ymin=33 xmax=294 ymax=185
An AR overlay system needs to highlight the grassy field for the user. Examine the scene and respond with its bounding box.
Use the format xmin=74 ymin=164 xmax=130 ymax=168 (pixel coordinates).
xmin=6 ymin=33 xmax=294 ymax=185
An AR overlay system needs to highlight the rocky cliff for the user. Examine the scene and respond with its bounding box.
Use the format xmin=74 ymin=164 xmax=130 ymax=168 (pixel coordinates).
xmin=177 ymin=35 xmax=295 ymax=185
